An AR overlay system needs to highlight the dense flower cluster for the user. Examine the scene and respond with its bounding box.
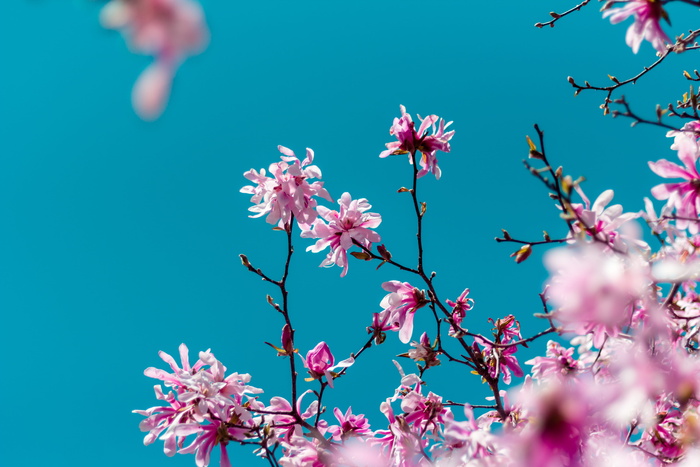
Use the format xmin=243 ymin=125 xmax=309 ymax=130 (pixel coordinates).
xmin=140 ymin=106 xmax=700 ymax=466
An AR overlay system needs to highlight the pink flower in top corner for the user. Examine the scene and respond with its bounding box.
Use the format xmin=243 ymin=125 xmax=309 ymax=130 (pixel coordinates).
xmin=649 ymin=122 xmax=700 ymax=234
xmin=301 ymin=192 xmax=381 ymax=277
xmin=241 ymin=146 xmax=332 ymax=230
xmin=100 ymin=0 xmax=209 ymax=120
xmin=379 ymin=105 xmax=454 ymax=179
xmin=379 ymin=281 xmax=429 ymax=344
xmin=603 ymin=0 xmax=671 ymax=54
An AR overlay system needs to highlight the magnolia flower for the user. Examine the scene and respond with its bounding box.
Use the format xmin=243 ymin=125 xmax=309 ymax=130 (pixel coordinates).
xmin=302 ymin=193 xmax=381 ymax=277
xmin=446 ymin=288 xmax=474 ymax=336
xmin=379 ymin=105 xmax=454 ymax=179
xmin=378 ymin=281 xmax=429 ymax=344
xmin=134 ymin=344 xmax=264 ymax=465
xmin=303 ymin=341 xmax=354 ymax=388
xmin=649 ymin=124 xmax=700 ymax=234
xmin=603 ymin=0 xmax=670 ymax=54
xmin=100 ymin=0 xmax=209 ymax=119
xmin=569 ymin=188 xmax=645 ymax=252
xmin=241 ymin=146 xmax=332 ymax=230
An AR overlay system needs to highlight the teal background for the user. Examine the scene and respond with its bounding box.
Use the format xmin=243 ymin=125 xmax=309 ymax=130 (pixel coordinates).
xmin=1 ymin=1 xmax=698 ymax=466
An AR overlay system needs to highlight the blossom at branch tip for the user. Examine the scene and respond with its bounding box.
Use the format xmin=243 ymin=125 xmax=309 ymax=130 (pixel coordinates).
xmin=569 ymin=187 xmax=646 ymax=252
xmin=649 ymin=122 xmax=700 ymax=234
xmin=100 ymin=0 xmax=209 ymax=119
xmin=446 ymin=288 xmax=473 ymax=336
xmin=301 ymin=192 xmax=381 ymax=277
xmin=603 ymin=0 xmax=671 ymax=54
xmin=379 ymin=105 xmax=454 ymax=179
xmin=241 ymin=146 xmax=332 ymax=230
xmin=303 ymin=341 xmax=354 ymax=388
xmin=378 ymin=281 xmax=429 ymax=344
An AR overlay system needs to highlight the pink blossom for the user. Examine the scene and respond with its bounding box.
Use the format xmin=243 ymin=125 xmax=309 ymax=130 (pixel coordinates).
xmin=177 ymin=419 xmax=249 ymax=467
xmin=100 ymin=0 xmax=209 ymax=119
xmin=379 ymin=105 xmax=454 ymax=179
xmin=302 ymin=192 xmax=381 ymax=277
xmin=134 ymin=344 xmax=264 ymax=464
xmin=446 ymin=288 xmax=474 ymax=336
xmin=241 ymin=146 xmax=332 ymax=230
xmin=545 ymin=244 xmax=651 ymax=347
xmin=378 ymin=281 xmax=429 ymax=344
xmin=406 ymin=332 xmax=440 ymax=369
xmin=526 ymin=340 xmax=581 ymax=381
xmin=603 ymin=0 xmax=671 ymax=54
xmin=327 ymin=407 xmax=373 ymax=441
xmin=649 ymin=123 xmax=700 ymax=234
xmin=474 ymin=337 xmax=524 ymax=385
xmin=569 ymin=187 xmax=644 ymax=251
xmin=303 ymin=342 xmax=354 ymax=388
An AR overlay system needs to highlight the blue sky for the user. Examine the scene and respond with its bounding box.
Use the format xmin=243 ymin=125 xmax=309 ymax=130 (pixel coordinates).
xmin=1 ymin=1 xmax=698 ymax=466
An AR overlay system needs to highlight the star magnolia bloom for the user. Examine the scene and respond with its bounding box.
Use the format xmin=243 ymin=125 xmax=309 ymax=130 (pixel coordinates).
xmin=134 ymin=344 xmax=264 ymax=464
xmin=603 ymin=0 xmax=670 ymax=54
xmin=100 ymin=0 xmax=209 ymax=119
xmin=570 ymin=188 xmax=644 ymax=251
xmin=649 ymin=123 xmax=700 ymax=234
xmin=446 ymin=288 xmax=474 ymax=335
xmin=241 ymin=146 xmax=332 ymax=230
xmin=301 ymin=193 xmax=381 ymax=277
xmin=303 ymin=342 xmax=354 ymax=388
xmin=379 ymin=105 xmax=454 ymax=179
xmin=379 ymin=281 xmax=429 ymax=344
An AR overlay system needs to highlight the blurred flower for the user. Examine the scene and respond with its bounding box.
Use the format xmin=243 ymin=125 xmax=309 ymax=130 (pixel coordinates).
xmin=100 ymin=0 xmax=209 ymax=119
xmin=545 ymin=244 xmax=650 ymax=347
xmin=603 ymin=0 xmax=670 ymax=54
xmin=650 ymin=123 xmax=700 ymax=234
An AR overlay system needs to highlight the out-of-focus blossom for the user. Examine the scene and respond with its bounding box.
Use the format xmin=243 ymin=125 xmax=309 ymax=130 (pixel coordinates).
xmin=603 ymin=0 xmax=671 ymax=54
xmin=446 ymin=288 xmax=473 ymax=336
xmin=378 ymin=281 xmax=429 ymax=344
xmin=241 ymin=146 xmax=332 ymax=230
xmin=302 ymin=193 xmax=381 ymax=277
xmin=100 ymin=0 xmax=209 ymax=119
xmin=379 ymin=105 xmax=454 ymax=179
xmin=569 ymin=188 xmax=645 ymax=251
xmin=303 ymin=341 xmax=354 ymax=388
xmin=526 ymin=340 xmax=581 ymax=381
xmin=650 ymin=123 xmax=700 ymax=234
xmin=545 ymin=244 xmax=651 ymax=347
xmin=508 ymin=377 xmax=612 ymax=467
